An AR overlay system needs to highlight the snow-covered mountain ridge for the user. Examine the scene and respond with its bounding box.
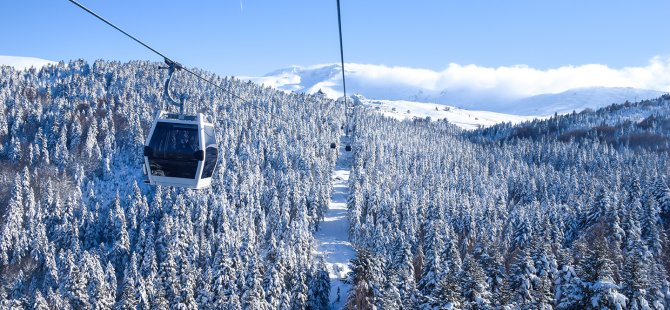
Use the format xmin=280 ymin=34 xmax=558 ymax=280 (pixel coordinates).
xmin=507 ymin=86 xmax=667 ymax=116
xmin=246 ymin=63 xmax=667 ymax=117
xmin=0 ymin=55 xmax=56 ymax=70
xmin=353 ymin=95 xmax=534 ymax=130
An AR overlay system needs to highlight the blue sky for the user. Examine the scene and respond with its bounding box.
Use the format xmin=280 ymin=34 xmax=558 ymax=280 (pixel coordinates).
xmin=2 ymin=0 xmax=670 ymax=77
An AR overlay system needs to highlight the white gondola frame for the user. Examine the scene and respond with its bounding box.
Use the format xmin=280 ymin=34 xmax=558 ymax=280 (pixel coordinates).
xmin=143 ymin=111 xmax=214 ymax=189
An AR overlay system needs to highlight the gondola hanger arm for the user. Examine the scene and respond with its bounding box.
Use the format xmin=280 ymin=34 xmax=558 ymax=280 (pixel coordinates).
xmin=159 ymin=58 xmax=187 ymax=115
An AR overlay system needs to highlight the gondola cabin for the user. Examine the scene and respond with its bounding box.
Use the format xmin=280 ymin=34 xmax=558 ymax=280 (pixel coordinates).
xmin=143 ymin=111 xmax=218 ymax=189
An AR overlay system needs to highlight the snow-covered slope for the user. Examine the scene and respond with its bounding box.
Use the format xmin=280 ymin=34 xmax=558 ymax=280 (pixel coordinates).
xmin=246 ymin=63 xmax=667 ymax=116
xmin=248 ymin=63 xmax=454 ymax=103
xmin=357 ymin=97 xmax=534 ymax=130
xmin=0 ymin=55 xmax=56 ymax=70
xmin=314 ymin=136 xmax=356 ymax=309
xmin=503 ymin=87 xmax=667 ymax=116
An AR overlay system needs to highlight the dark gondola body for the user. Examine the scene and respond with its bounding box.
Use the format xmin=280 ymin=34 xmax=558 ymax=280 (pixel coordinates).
xmin=143 ymin=111 xmax=218 ymax=189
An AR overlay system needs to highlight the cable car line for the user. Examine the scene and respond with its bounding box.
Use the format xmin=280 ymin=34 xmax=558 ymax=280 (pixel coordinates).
xmin=68 ymin=0 xmax=344 ymax=189
xmin=67 ymin=0 xmax=339 ymax=141
xmin=336 ymin=0 xmax=352 ymax=152
xmin=336 ymin=0 xmax=348 ymax=125
xmin=67 ymin=0 xmax=249 ymax=105
xmin=68 ymin=0 xmax=338 ymax=144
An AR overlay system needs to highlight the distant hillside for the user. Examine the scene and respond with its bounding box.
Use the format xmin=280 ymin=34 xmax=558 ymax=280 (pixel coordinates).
xmin=0 ymin=55 xmax=55 ymax=70
xmin=505 ymin=87 xmax=667 ymax=116
xmin=472 ymin=94 xmax=670 ymax=153
xmin=353 ymin=95 xmax=534 ymax=130
xmin=247 ymin=64 xmax=667 ymax=116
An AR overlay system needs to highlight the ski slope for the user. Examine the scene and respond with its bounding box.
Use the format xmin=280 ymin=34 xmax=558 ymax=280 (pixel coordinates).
xmin=314 ymin=135 xmax=356 ymax=309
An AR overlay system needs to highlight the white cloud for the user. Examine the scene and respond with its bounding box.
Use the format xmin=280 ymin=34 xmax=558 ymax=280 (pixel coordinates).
xmin=342 ymin=56 xmax=670 ymax=99
xmin=245 ymin=56 xmax=670 ymax=114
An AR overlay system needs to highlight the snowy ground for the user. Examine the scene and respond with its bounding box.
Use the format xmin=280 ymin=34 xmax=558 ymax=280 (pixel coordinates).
xmin=0 ymin=55 xmax=55 ymax=70
xmin=314 ymin=135 xmax=356 ymax=309
xmin=360 ymin=98 xmax=536 ymax=130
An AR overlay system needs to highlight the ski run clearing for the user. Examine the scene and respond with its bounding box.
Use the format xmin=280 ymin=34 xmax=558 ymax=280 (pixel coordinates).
xmin=314 ymin=135 xmax=356 ymax=309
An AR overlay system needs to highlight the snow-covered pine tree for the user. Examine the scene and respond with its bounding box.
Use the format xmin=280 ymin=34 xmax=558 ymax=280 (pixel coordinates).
xmin=581 ymin=237 xmax=627 ymax=309
xmin=460 ymin=254 xmax=491 ymax=309
xmin=346 ymin=249 xmax=376 ymax=309
xmin=307 ymin=257 xmax=330 ymax=310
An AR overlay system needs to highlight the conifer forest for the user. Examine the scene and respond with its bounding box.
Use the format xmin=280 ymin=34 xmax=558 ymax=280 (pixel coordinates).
xmin=1 ymin=60 xmax=670 ymax=309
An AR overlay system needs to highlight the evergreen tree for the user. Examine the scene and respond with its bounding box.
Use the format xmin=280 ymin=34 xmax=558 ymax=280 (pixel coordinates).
xmin=531 ymin=241 xmax=556 ymax=309
xmin=434 ymin=267 xmax=463 ymax=309
xmin=554 ymin=249 xmax=585 ymax=309
xmin=0 ymin=174 xmax=24 ymax=265
xmin=307 ymin=257 xmax=331 ymax=310
xmin=64 ymin=252 xmax=90 ymax=309
xmin=116 ymin=265 xmax=139 ymax=310
xmin=581 ymin=238 xmax=627 ymax=310
xmin=652 ymin=177 xmax=670 ymax=216
xmin=378 ymin=272 xmax=402 ymax=310
xmin=509 ymin=249 xmax=537 ymax=306
xmin=33 ymin=290 xmax=50 ymax=310
xmin=460 ymin=254 xmax=491 ymax=309
xmin=621 ymin=246 xmax=651 ymax=310
xmin=346 ymin=250 xmax=376 ymax=310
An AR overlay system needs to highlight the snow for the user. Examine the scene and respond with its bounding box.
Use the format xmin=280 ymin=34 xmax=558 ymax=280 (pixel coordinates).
xmin=507 ymin=87 xmax=667 ymax=116
xmin=0 ymin=55 xmax=56 ymax=70
xmin=590 ymin=280 xmax=628 ymax=309
xmin=358 ymin=97 xmax=536 ymax=130
xmin=314 ymin=135 xmax=356 ymax=309
xmin=245 ymin=63 xmax=667 ymax=116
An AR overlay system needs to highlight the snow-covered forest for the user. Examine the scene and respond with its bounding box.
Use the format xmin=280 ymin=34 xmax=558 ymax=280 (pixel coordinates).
xmin=1 ymin=60 xmax=670 ymax=309
xmin=0 ymin=60 xmax=341 ymax=309
xmin=345 ymin=98 xmax=670 ymax=308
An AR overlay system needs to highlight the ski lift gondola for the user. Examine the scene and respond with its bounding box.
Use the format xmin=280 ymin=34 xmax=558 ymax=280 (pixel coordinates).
xmin=67 ymin=0 xmax=229 ymax=189
xmin=143 ymin=60 xmax=218 ymax=189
